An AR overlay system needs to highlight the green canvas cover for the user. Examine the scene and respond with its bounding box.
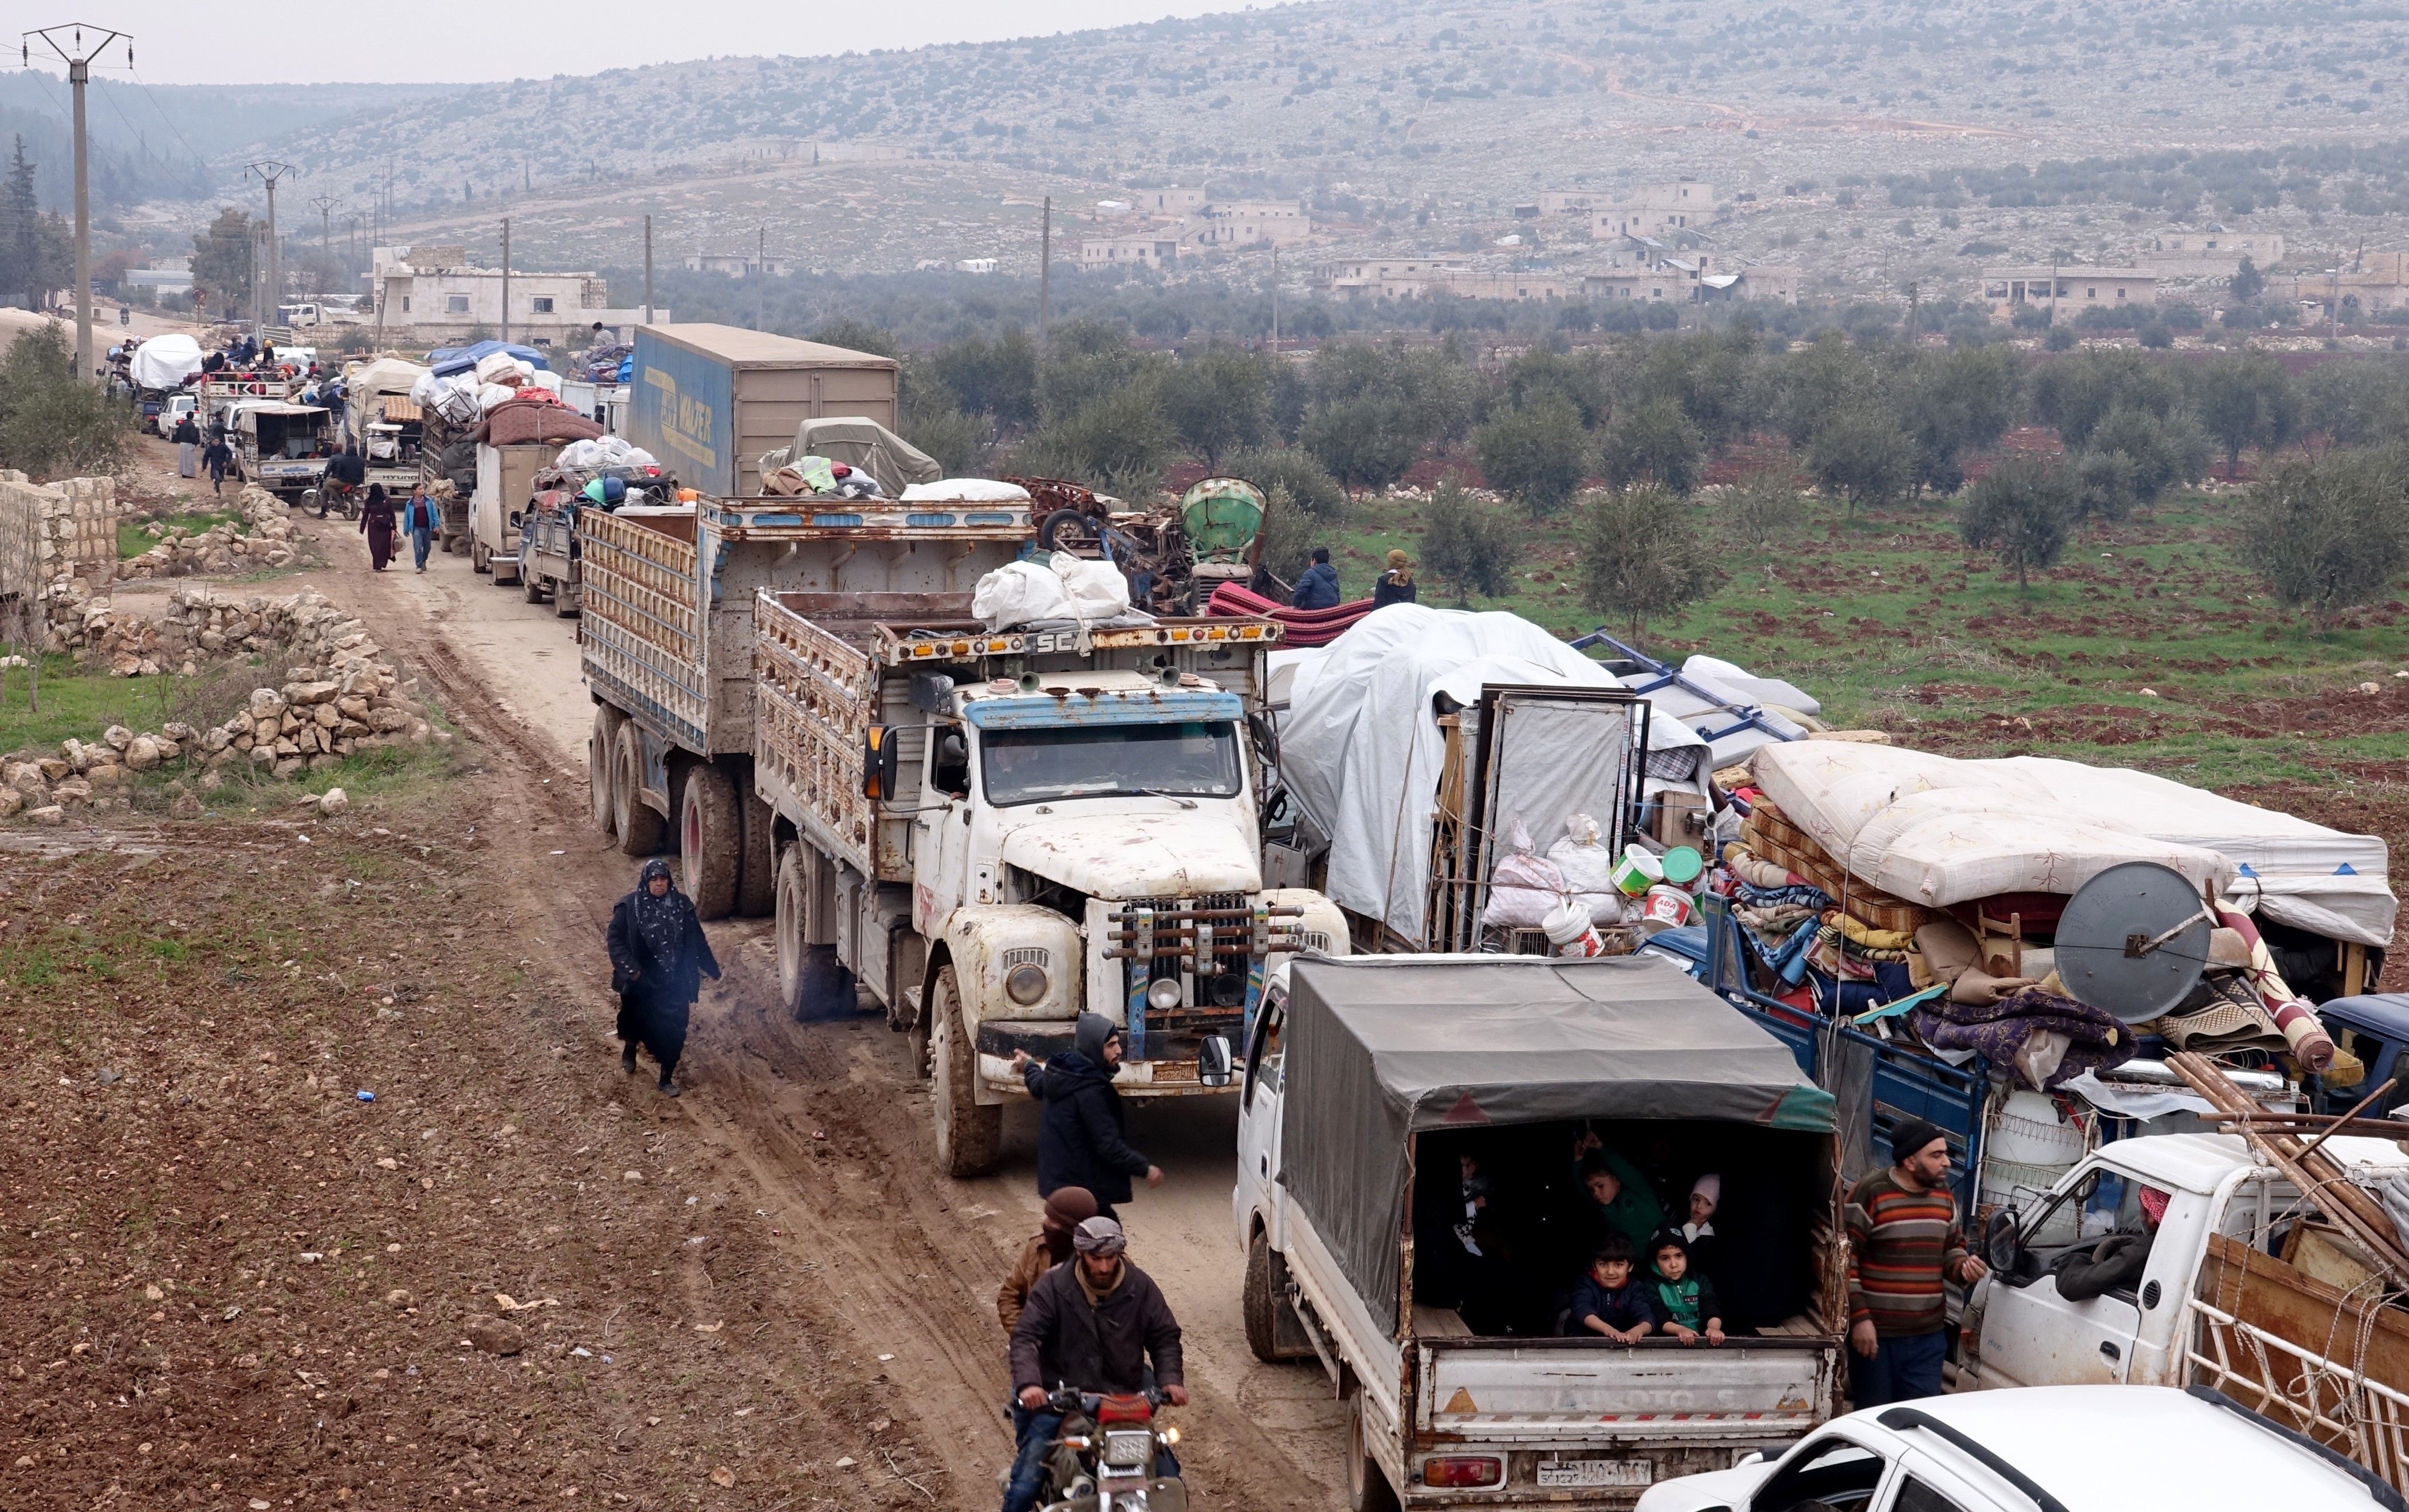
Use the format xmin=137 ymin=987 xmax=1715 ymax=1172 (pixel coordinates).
xmin=1279 ymin=954 xmax=1834 ymax=1337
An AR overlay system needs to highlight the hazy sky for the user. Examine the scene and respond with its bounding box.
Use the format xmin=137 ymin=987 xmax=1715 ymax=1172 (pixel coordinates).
xmin=25 ymin=1 xmax=1249 ymax=86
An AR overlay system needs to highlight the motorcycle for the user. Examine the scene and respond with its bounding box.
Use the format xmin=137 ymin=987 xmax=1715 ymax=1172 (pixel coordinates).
xmin=1033 ymin=1388 xmax=1186 ymax=1512
xmin=302 ymin=479 xmax=360 ymax=521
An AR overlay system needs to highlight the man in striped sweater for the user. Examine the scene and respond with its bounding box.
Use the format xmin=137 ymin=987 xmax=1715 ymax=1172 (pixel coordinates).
xmin=1845 ymin=1118 xmax=1988 ymax=1407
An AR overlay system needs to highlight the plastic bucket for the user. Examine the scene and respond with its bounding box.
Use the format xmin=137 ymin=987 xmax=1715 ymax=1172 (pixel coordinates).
xmin=1610 ymin=844 xmax=1665 ymax=896
xmin=1638 ymin=885 xmax=1695 ymax=934
xmin=1659 ymin=845 xmax=1704 ymax=885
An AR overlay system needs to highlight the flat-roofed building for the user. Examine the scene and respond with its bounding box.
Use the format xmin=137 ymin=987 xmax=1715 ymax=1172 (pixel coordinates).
xmin=1982 ymin=266 xmax=2156 ymax=320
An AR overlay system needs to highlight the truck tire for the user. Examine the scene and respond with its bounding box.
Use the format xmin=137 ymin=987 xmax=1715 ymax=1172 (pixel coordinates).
xmin=735 ymin=789 xmax=776 ymax=918
xmin=774 ymin=846 xmax=810 ymax=1018
xmin=1346 ymin=1392 xmax=1400 ymax=1512
xmin=677 ymin=762 xmax=741 ymax=921
xmin=589 ymin=707 xmax=624 ymax=838
xmin=470 ymin=538 xmax=490 ymax=574
xmin=1244 ymin=1231 xmax=1295 ymax=1365
xmin=553 ymin=584 xmax=579 ymax=619
xmin=612 ymin=722 xmax=663 ymax=856
xmin=523 ymin=570 xmax=545 ymax=604
xmin=931 ymin=967 xmax=1001 ymax=1178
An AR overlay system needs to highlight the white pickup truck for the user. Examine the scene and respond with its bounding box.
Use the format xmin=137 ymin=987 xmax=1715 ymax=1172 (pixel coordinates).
xmin=1235 ymin=954 xmax=1848 ymax=1510
xmin=1962 ymin=1131 xmax=2409 ymax=1495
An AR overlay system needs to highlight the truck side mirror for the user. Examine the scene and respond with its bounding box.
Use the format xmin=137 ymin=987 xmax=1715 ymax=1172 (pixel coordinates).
xmin=1198 ymin=1035 xmax=1233 ymax=1088
xmin=1983 ymin=1207 xmax=2023 ymax=1278
xmin=862 ymin=726 xmax=903 ymax=801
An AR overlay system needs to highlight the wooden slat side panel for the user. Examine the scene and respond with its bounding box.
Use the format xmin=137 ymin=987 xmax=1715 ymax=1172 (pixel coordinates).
xmin=579 ymin=510 xmax=708 ymax=745
xmin=753 ymin=591 xmax=886 ymax=879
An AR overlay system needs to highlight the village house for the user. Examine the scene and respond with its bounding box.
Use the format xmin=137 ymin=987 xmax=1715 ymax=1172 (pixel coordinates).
xmin=366 ymin=246 xmax=649 ymax=346
xmin=1980 ymin=265 xmax=2158 ymax=321
xmin=1080 ymin=235 xmax=1182 ymax=270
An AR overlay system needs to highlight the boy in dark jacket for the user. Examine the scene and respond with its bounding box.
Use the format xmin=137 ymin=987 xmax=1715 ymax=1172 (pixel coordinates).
xmin=1012 ymin=1013 xmax=1161 ymax=1217
xmin=1568 ymin=1234 xmax=1655 ymax=1342
xmin=1290 ymin=547 xmax=1341 ymax=610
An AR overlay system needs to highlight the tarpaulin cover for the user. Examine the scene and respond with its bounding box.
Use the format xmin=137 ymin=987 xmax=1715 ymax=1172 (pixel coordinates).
xmin=1280 ymin=954 xmax=1836 ymax=1337
xmin=1280 ymin=607 xmax=1703 ymax=942
xmin=758 ymin=417 xmax=942 ymax=498
xmin=474 ymin=398 xmax=604 ymax=448
xmin=425 ymin=340 xmax=551 ymax=378
xmin=128 ymin=334 xmax=203 ymax=390
xmin=1752 ymin=742 xmax=2242 ymax=915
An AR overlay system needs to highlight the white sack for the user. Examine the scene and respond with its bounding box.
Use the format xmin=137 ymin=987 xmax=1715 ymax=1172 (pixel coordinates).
xmin=901 ymin=478 xmax=1032 ymax=502
xmin=473 ymin=351 xmax=520 ymax=384
xmin=1547 ymin=814 xmax=1635 ymax=925
xmin=972 ymin=561 xmax=1066 ymax=629
xmin=1480 ymin=822 xmax=1568 ymax=929
xmin=475 ymin=383 xmax=517 ymax=412
xmin=1054 ymin=550 xmax=1133 ymax=621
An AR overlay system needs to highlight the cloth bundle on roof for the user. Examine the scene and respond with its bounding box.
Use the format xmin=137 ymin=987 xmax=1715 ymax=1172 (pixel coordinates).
xmin=757 ymin=417 xmax=942 ymax=498
xmin=475 ymin=397 xmax=605 ymax=448
xmin=1909 ymin=989 xmax=2136 ymax=1090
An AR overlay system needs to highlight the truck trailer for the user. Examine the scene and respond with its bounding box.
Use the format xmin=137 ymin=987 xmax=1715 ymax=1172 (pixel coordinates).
xmin=623 ymin=324 xmax=898 ymax=500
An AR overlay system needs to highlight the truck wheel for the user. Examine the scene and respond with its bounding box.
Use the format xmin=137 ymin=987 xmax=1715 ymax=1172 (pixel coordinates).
xmin=736 ymin=789 xmax=776 ymax=917
xmin=589 ymin=707 xmax=624 ymax=838
xmin=1346 ymin=1392 xmax=1400 ymax=1512
xmin=612 ymin=722 xmax=663 ymax=856
xmin=1244 ymin=1231 xmax=1294 ymax=1364
xmin=553 ymin=585 xmax=579 ymax=619
xmin=523 ymin=571 xmax=545 ymax=604
xmin=470 ymin=538 xmax=490 ymax=574
xmin=774 ymin=847 xmax=809 ymax=1018
xmin=932 ymin=967 xmax=1001 ymax=1178
xmin=677 ymin=762 xmax=741 ymax=921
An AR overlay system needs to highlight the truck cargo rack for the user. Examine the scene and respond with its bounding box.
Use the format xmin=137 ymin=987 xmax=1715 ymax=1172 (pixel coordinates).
xmin=877 ymin=616 xmax=1283 ymax=667
xmin=697 ymin=495 xmax=1033 ymax=541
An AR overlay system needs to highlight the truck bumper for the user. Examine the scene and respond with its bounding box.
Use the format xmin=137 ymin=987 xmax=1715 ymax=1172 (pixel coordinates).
xmin=1394 ymin=1442 xmax=1786 ymax=1509
xmin=973 ymin=1021 xmax=1236 ymax=1098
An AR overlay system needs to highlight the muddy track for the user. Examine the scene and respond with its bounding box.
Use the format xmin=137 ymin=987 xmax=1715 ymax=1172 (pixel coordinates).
xmin=288 ymin=514 xmax=1345 ymax=1507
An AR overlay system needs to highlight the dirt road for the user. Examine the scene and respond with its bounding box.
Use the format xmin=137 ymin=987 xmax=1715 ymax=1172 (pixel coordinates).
xmin=272 ymin=508 xmax=1353 ymax=1506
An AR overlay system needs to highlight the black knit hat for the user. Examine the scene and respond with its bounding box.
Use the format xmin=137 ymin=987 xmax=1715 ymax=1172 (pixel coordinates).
xmin=1890 ymin=1117 xmax=1949 ymax=1166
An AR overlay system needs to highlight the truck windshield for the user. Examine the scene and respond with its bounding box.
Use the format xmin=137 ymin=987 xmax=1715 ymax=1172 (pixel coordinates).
xmin=980 ymin=721 xmax=1241 ymax=806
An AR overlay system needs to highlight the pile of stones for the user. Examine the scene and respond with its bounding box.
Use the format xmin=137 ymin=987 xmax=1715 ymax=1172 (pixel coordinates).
xmin=113 ymin=486 xmax=299 ymax=581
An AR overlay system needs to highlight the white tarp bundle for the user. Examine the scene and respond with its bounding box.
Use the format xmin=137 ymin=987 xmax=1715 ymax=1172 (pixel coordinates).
xmin=970 ymin=550 xmax=1134 ymax=631
xmin=1282 ymin=607 xmax=1704 ymax=943
xmin=1752 ymin=742 xmax=2264 ymax=920
xmin=128 ymin=334 xmax=202 ymax=391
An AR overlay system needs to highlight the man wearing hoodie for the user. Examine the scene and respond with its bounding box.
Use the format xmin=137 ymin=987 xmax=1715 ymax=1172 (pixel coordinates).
xmin=1012 ymin=1013 xmax=1162 ymax=1219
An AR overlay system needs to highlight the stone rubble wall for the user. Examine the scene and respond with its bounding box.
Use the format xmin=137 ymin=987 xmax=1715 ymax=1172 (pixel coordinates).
xmin=0 ymin=471 xmax=117 ymax=604
xmin=114 ymin=485 xmax=298 ymax=582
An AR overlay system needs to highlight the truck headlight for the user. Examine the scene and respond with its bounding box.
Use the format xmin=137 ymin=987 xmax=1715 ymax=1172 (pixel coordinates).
xmin=1005 ymin=962 xmax=1048 ymax=1006
xmin=1146 ymin=978 xmax=1183 ymax=1012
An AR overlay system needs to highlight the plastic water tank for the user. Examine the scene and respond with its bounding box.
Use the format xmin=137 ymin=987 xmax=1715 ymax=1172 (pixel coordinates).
xmin=1980 ymin=1089 xmax=2089 ymax=1246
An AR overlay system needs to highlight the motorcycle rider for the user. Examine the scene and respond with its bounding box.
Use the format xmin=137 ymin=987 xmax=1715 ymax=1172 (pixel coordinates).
xmin=1004 ymin=1216 xmax=1185 ymax=1512
xmin=320 ymin=444 xmax=367 ymax=518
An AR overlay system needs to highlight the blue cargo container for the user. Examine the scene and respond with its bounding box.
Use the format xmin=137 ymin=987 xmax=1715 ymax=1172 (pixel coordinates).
xmin=626 ymin=324 xmax=898 ymax=499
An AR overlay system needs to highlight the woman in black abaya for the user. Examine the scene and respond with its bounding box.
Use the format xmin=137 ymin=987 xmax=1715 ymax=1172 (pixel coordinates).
xmin=606 ymin=858 xmax=722 ymax=1096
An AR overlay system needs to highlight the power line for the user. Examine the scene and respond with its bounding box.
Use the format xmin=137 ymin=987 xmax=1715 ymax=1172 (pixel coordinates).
xmin=120 ymin=67 xmax=203 ymax=175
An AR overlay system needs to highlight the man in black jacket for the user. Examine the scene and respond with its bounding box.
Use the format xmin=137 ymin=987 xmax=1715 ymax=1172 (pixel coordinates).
xmin=1013 ymin=1013 xmax=1161 ymax=1218
xmin=1004 ymin=1217 xmax=1184 ymax=1512
xmin=320 ymin=445 xmax=366 ymax=518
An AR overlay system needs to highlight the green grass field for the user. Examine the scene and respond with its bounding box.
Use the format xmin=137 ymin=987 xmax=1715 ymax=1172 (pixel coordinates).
xmin=118 ymin=507 xmax=247 ymax=559
xmin=1325 ymin=488 xmax=2409 ymax=798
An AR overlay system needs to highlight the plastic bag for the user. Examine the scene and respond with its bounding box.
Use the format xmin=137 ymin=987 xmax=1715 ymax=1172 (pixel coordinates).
xmin=1051 ymin=550 xmax=1131 ymax=621
xmin=1480 ymin=821 xmax=1569 ymax=928
xmin=972 ymin=561 xmax=1070 ymax=629
xmin=1546 ymin=812 xmax=1632 ymax=924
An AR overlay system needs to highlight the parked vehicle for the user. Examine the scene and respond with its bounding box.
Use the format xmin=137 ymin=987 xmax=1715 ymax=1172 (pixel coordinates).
xmin=516 ymin=494 xmax=584 ymax=616
xmin=224 ymin=399 xmax=333 ymax=502
xmin=1960 ymin=1129 xmax=2409 ymax=1494
xmin=579 ymin=486 xmax=1343 ymax=1177
xmin=1235 ymin=954 xmax=1846 ymax=1510
xmin=559 ymin=378 xmax=629 ymax=434
xmin=623 ymin=323 xmax=899 ymax=498
xmin=468 ymin=442 xmax=565 ymax=584
xmin=152 ymin=392 xmax=198 ymax=439
xmin=1631 ymin=1385 xmax=2399 ymax=1512
xmin=1025 ymin=1388 xmax=1187 ymax=1512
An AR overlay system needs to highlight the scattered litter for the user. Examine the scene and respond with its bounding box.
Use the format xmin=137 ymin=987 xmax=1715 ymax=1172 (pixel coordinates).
xmin=221 ymin=1306 xmax=241 ymax=1322
xmin=571 ymin=1346 xmax=592 ymax=1358
xmin=693 ymin=1322 xmax=724 ymax=1334
xmin=493 ymin=1294 xmax=560 ymax=1313
xmin=834 ymin=1457 xmax=857 ymax=1470
xmin=2140 ymin=688 xmax=2160 ymax=698
xmin=877 ymin=1353 xmax=895 ymax=1362
xmin=355 ymin=1090 xmax=375 ymax=1102
xmin=709 ymin=1467 xmax=736 ymax=1488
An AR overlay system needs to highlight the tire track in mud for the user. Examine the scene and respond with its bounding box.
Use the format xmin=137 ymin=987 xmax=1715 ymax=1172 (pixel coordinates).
xmin=314 ymin=534 xmax=1337 ymax=1508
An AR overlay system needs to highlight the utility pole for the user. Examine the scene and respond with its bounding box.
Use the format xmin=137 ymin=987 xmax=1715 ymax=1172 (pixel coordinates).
xmin=311 ymin=194 xmax=336 ymax=297
xmin=642 ymin=214 xmax=654 ymax=325
xmin=1905 ymin=278 xmax=1920 ymax=342
xmin=1039 ymin=196 xmax=1052 ymax=346
xmin=246 ymin=159 xmax=293 ymax=331
xmin=1271 ymin=243 xmax=1280 ymax=351
xmin=25 ymin=25 xmax=131 ymax=382
xmin=500 ymin=218 xmax=510 ymax=346
xmin=757 ymin=225 xmax=766 ymax=330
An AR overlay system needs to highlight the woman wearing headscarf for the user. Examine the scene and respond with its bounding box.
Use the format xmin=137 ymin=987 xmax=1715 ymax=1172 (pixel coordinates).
xmin=357 ymin=483 xmax=397 ymax=572
xmin=606 ymin=857 xmax=722 ymax=1096
xmin=1371 ymin=549 xmax=1417 ymax=608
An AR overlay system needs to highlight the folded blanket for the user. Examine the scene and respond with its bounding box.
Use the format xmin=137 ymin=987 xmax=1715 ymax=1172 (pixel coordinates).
xmin=1911 ymin=989 xmax=2136 ymax=1090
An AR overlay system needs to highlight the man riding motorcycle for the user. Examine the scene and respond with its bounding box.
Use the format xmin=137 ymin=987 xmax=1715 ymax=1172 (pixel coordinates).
xmin=1004 ymin=1216 xmax=1184 ymax=1512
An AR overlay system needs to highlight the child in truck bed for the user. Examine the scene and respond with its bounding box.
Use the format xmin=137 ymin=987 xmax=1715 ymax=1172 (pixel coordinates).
xmin=1568 ymin=1234 xmax=1655 ymax=1343
xmin=1650 ymin=1233 xmax=1725 ymax=1345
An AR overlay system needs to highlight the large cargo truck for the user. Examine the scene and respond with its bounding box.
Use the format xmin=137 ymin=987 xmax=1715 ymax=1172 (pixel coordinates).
xmin=623 ymin=324 xmax=898 ymax=501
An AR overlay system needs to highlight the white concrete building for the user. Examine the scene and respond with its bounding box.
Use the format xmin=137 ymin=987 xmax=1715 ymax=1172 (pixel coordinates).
xmin=1080 ymin=236 xmax=1181 ymax=270
xmin=1981 ymin=265 xmax=2157 ymax=321
xmin=366 ymin=245 xmax=628 ymax=346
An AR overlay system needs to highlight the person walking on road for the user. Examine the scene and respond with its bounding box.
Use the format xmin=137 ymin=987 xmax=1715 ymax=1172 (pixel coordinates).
xmin=400 ymin=485 xmax=441 ymax=573
xmin=358 ymin=483 xmax=397 ymax=572
xmin=171 ymin=412 xmax=201 ymax=478
xmin=606 ymin=857 xmax=722 ymax=1097
xmin=997 ymin=1185 xmax=1098 ymax=1332
xmin=1371 ymin=548 xmax=1417 ymax=608
xmin=1004 ymin=1216 xmax=1185 ymax=1512
xmin=1011 ymin=1013 xmax=1161 ymax=1220
xmin=1844 ymin=1119 xmax=1987 ymax=1407
xmin=1290 ymin=546 xmax=1341 ymax=611
xmin=201 ymin=435 xmax=232 ymax=498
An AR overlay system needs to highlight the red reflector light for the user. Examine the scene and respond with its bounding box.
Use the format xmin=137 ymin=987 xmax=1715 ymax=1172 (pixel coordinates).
xmin=1421 ymin=1457 xmax=1503 ymax=1488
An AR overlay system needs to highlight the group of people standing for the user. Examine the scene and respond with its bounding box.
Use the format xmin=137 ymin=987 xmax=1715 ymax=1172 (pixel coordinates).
xmin=1288 ymin=545 xmax=1419 ymax=611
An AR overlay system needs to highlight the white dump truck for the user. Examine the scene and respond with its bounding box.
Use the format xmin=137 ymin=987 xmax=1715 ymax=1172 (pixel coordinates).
xmin=580 ymin=489 xmax=1347 ymax=1176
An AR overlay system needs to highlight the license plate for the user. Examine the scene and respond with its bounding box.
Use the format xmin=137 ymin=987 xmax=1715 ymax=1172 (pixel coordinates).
xmin=1536 ymin=1459 xmax=1653 ymax=1489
